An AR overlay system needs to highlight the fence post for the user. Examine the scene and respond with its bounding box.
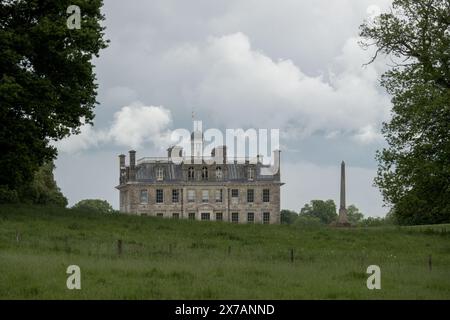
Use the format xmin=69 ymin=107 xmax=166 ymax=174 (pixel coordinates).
xmin=117 ymin=239 xmax=122 ymax=256
xmin=290 ymin=248 xmax=294 ymax=263
xmin=428 ymin=254 xmax=432 ymax=272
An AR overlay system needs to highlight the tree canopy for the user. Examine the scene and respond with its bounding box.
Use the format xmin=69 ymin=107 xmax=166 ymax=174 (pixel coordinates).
xmin=0 ymin=0 xmax=108 ymax=201
xmin=299 ymin=200 xmax=338 ymax=224
xmin=72 ymin=199 xmax=115 ymax=214
xmin=280 ymin=209 xmax=298 ymax=224
xmin=360 ymin=0 xmax=450 ymax=225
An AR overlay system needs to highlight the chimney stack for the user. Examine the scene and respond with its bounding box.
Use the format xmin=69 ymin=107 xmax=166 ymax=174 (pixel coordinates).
xmin=129 ymin=150 xmax=136 ymax=181
xmin=119 ymin=154 xmax=125 ymax=168
xmin=119 ymin=154 xmax=126 ymax=184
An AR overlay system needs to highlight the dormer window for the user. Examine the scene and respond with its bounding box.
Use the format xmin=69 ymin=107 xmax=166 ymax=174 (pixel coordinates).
xmin=156 ymin=167 xmax=164 ymax=181
xmin=215 ymin=166 xmax=223 ymax=180
xmin=202 ymin=166 xmax=208 ymax=180
xmin=248 ymin=167 xmax=255 ymax=180
xmin=188 ymin=167 xmax=194 ymax=180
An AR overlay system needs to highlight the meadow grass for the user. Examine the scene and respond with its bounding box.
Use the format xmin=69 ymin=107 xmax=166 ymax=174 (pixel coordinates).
xmin=0 ymin=204 xmax=449 ymax=299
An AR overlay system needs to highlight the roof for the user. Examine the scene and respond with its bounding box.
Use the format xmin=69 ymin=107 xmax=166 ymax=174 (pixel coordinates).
xmin=134 ymin=161 xmax=279 ymax=183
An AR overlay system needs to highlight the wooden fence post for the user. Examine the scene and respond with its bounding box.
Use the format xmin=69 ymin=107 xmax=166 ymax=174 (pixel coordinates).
xmin=428 ymin=254 xmax=432 ymax=272
xmin=117 ymin=239 xmax=122 ymax=256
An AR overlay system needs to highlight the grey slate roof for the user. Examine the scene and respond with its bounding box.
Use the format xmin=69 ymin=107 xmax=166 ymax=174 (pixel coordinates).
xmin=134 ymin=162 xmax=278 ymax=183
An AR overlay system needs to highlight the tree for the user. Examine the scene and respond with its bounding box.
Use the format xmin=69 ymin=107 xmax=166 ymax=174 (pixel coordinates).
xmin=26 ymin=161 xmax=67 ymax=207
xmin=72 ymin=199 xmax=114 ymax=214
xmin=280 ymin=209 xmax=298 ymax=224
xmin=360 ymin=0 xmax=450 ymax=225
xmin=0 ymin=0 xmax=108 ymax=200
xmin=347 ymin=204 xmax=364 ymax=225
xmin=299 ymin=200 xmax=338 ymax=224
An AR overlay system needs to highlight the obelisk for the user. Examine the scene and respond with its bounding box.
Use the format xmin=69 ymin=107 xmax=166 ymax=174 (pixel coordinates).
xmin=338 ymin=161 xmax=350 ymax=225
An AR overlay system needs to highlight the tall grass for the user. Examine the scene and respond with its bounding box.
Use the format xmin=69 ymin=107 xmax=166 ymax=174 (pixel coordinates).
xmin=0 ymin=204 xmax=449 ymax=299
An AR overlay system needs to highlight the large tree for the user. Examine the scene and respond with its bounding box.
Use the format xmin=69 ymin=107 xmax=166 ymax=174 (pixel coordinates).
xmin=299 ymin=200 xmax=338 ymax=224
xmin=360 ymin=0 xmax=450 ymax=225
xmin=280 ymin=209 xmax=298 ymax=224
xmin=0 ymin=0 xmax=107 ymax=199
xmin=72 ymin=199 xmax=114 ymax=214
xmin=347 ymin=204 xmax=364 ymax=225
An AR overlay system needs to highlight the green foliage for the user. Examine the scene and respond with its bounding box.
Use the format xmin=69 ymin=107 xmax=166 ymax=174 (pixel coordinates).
xmin=25 ymin=162 xmax=67 ymax=207
xmin=280 ymin=209 xmax=298 ymax=224
xmin=72 ymin=199 xmax=115 ymax=214
xmin=0 ymin=186 xmax=19 ymax=203
xmin=360 ymin=217 xmax=391 ymax=227
xmin=0 ymin=0 xmax=108 ymax=195
xmin=0 ymin=161 xmax=67 ymax=206
xmin=1 ymin=204 xmax=450 ymax=299
xmin=300 ymin=200 xmax=338 ymax=224
xmin=347 ymin=204 xmax=364 ymax=225
xmin=359 ymin=0 xmax=450 ymax=225
xmin=294 ymin=215 xmax=323 ymax=228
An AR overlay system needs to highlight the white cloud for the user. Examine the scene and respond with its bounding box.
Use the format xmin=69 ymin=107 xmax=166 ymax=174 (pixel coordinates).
xmin=352 ymin=125 xmax=384 ymax=144
xmin=109 ymin=103 xmax=172 ymax=149
xmin=165 ymin=32 xmax=390 ymax=141
xmin=54 ymin=122 xmax=108 ymax=154
xmin=54 ymin=103 xmax=173 ymax=153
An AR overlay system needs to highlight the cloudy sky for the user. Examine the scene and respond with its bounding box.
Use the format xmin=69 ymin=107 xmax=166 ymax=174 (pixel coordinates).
xmin=54 ymin=0 xmax=394 ymax=217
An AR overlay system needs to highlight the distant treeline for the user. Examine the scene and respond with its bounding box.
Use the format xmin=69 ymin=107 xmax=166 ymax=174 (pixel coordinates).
xmin=281 ymin=200 xmax=394 ymax=227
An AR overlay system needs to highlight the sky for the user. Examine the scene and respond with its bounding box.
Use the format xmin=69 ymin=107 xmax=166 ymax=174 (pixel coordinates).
xmin=54 ymin=0 xmax=394 ymax=217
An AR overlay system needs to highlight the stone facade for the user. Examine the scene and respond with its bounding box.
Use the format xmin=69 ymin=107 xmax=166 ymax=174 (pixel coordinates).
xmin=116 ymin=134 xmax=283 ymax=224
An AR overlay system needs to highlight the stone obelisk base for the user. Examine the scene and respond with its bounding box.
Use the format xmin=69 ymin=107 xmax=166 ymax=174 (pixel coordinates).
xmin=331 ymin=208 xmax=352 ymax=227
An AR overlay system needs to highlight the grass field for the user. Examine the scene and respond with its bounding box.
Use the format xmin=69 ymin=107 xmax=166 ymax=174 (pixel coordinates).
xmin=0 ymin=205 xmax=449 ymax=299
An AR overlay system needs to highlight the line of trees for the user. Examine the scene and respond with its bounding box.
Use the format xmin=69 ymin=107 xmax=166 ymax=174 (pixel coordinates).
xmin=281 ymin=200 xmax=394 ymax=227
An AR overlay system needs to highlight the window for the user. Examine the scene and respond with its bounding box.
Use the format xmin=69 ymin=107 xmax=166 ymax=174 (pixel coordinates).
xmin=263 ymin=189 xmax=270 ymax=202
xmin=156 ymin=213 xmax=164 ymax=218
xmin=202 ymin=166 xmax=208 ymax=180
xmin=188 ymin=212 xmax=196 ymax=220
xmin=215 ymin=212 xmax=223 ymax=221
xmin=188 ymin=190 xmax=195 ymax=202
xmin=231 ymin=189 xmax=239 ymax=198
xmin=156 ymin=167 xmax=164 ymax=181
xmin=215 ymin=189 xmax=223 ymax=202
xmin=248 ymin=167 xmax=255 ymax=180
xmin=201 ymin=212 xmax=210 ymax=221
xmin=231 ymin=212 xmax=239 ymax=223
xmin=139 ymin=189 xmax=148 ymax=204
xmin=215 ymin=166 xmax=223 ymax=180
xmin=263 ymin=212 xmax=270 ymax=224
xmin=247 ymin=212 xmax=254 ymax=223
xmin=247 ymin=189 xmax=254 ymax=203
xmin=156 ymin=189 xmax=164 ymax=203
xmin=172 ymin=213 xmax=179 ymax=219
xmin=172 ymin=189 xmax=179 ymax=203
xmin=188 ymin=167 xmax=195 ymax=180
xmin=202 ymin=190 xmax=209 ymax=203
